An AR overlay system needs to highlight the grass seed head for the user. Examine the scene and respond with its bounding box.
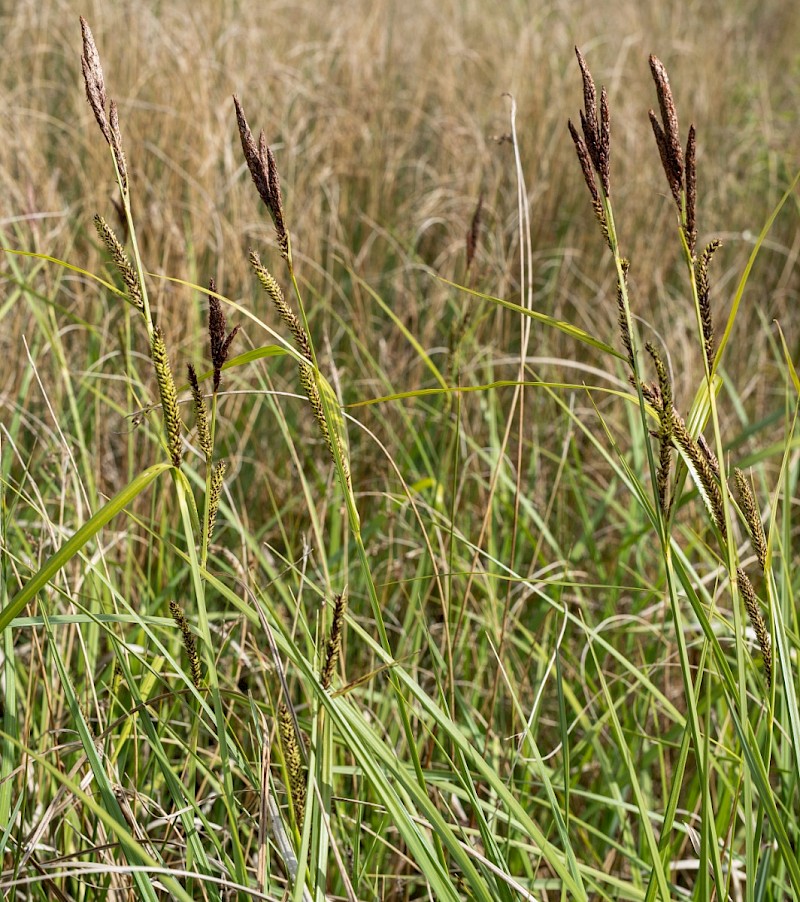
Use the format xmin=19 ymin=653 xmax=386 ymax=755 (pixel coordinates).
xmin=696 ymin=433 xmax=720 ymax=479
xmin=569 ymin=49 xmax=612 ymax=248
xmin=685 ymin=125 xmax=697 ymax=254
xmin=169 ymin=600 xmax=202 ymax=690
xmin=573 ymin=47 xmax=610 ymax=196
xmin=108 ymin=99 xmax=128 ymax=191
xmin=615 ymin=258 xmax=633 ymax=367
xmin=233 ymin=96 xmax=271 ymax=207
xmin=736 ymin=569 xmax=772 ymax=689
xmin=734 ymin=468 xmax=767 ymax=573
xmin=80 ymin=17 xmax=111 ymax=143
xmin=672 ymin=417 xmax=726 ymax=538
xmin=645 ymin=341 xmax=674 ymax=513
xmin=322 ymin=592 xmax=348 ymax=690
xmin=648 ymin=55 xmax=683 ymax=203
xmin=93 ymin=214 xmax=142 ymax=310
xmin=250 ymin=252 xmax=312 ymax=360
xmin=234 ymin=97 xmax=289 ymax=258
xmin=694 ymin=239 xmax=721 ymax=373
xmin=150 ymin=326 xmax=183 ymax=468
xmin=207 ymin=459 xmax=226 ymax=545
xmin=208 ymin=279 xmax=239 ymax=393
xmin=648 ymin=52 xmax=700 ymax=253
xmin=278 ymin=703 xmax=306 ymax=832
xmin=187 ymin=364 xmax=211 ymax=459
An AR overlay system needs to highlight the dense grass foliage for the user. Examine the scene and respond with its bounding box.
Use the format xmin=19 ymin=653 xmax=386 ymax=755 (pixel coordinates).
xmin=2 ymin=1 xmax=800 ymax=899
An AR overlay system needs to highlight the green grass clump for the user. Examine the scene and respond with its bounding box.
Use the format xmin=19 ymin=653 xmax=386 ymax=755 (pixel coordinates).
xmin=2 ymin=8 xmax=800 ymax=902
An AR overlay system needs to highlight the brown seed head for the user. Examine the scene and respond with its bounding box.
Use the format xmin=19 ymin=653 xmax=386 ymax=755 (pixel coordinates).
xmin=598 ymin=86 xmax=611 ymax=196
xmin=80 ymin=17 xmax=111 ymax=143
xmin=568 ymin=119 xmax=610 ymax=249
xmin=649 ymin=56 xmax=683 ymax=170
xmin=234 ymin=96 xmax=271 ymax=209
xmin=684 ymin=125 xmax=697 ymax=254
xmin=572 ymin=47 xmax=611 ymax=197
xmin=568 ymin=121 xmax=599 ymax=205
xmin=575 ymin=47 xmax=597 ymax=143
xmin=108 ymin=99 xmax=128 ymax=191
xmin=645 ymin=342 xmax=674 ymax=513
xmin=648 ymin=55 xmax=684 ymax=206
xmin=208 ymin=279 xmax=239 ymax=393
xmin=265 ymin=145 xmax=285 ymax=222
xmin=234 ymin=97 xmax=289 ymax=257
xmin=615 ymin=259 xmax=633 ymax=369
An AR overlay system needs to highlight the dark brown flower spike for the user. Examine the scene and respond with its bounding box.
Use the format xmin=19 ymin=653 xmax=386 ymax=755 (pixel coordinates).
xmin=569 ymin=48 xmax=611 ymax=245
xmin=208 ymin=279 xmax=239 ymax=393
xmin=648 ymin=55 xmax=698 ymax=256
xmin=574 ymin=47 xmax=610 ymax=196
xmin=685 ymin=125 xmax=697 ymax=252
xmin=265 ymin=143 xmax=284 ymax=232
xmin=233 ymin=96 xmax=288 ymax=258
xmin=568 ymin=121 xmax=601 ymax=208
xmin=648 ymin=56 xmax=683 ymax=198
xmin=234 ymin=97 xmax=271 ymax=209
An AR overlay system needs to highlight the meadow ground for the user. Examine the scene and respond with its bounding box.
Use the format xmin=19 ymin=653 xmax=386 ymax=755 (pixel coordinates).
xmin=2 ymin=0 xmax=800 ymax=899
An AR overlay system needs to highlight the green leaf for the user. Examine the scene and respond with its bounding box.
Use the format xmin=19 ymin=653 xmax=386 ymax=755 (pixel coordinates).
xmin=439 ymin=277 xmax=624 ymax=359
xmin=1 ymin=463 xmax=171 ymax=632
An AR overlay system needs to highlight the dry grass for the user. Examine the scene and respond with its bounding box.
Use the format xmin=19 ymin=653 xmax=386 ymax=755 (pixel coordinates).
xmin=3 ymin=0 xmax=797 ymax=331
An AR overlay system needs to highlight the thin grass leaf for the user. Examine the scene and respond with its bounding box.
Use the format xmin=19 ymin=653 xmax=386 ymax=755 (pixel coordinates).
xmin=1 ymin=463 xmax=171 ymax=632
xmin=439 ymin=276 xmax=623 ymax=358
